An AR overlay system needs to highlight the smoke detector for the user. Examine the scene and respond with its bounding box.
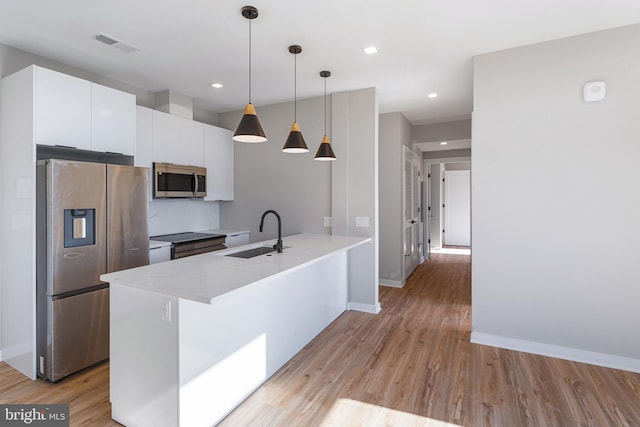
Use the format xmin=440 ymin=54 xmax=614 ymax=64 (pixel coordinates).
xmin=93 ymin=33 xmax=140 ymax=53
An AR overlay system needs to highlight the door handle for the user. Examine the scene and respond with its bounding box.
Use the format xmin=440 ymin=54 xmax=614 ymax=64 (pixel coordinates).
xmin=192 ymin=172 xmax=198 ymax=196
xmin=410 ymin=220 xmax=417 ymax=224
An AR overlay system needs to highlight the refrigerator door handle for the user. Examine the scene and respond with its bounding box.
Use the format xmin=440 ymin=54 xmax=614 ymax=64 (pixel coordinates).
xmin=63 ymin=252 xmax=85 ymax=259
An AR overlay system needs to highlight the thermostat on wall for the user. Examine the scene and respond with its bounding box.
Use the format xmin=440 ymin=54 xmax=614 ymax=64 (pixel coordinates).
xmin=583 ymin=81 xmax=606 ymax=102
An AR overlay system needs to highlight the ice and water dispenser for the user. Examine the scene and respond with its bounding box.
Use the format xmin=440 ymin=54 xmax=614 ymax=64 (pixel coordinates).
xmin=63 ymin=208 xmax=96 ymax=247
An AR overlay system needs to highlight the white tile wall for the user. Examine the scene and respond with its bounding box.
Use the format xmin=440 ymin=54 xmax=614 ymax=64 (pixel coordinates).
xmin=149 ymin=199 xmax=220 ymax=236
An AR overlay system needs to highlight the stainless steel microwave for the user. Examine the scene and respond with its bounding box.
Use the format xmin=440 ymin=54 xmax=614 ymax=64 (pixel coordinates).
xmin=153 ymin=162 xmax=206 ymax=198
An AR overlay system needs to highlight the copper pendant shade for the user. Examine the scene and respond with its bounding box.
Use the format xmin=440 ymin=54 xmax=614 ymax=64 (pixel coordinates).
xmin=282 ymin=45 xmax=309 ymax=153
xmin=233 ymin=6 xmax=267 ymax=143
xmin=314 ymin=70 xmax=336 ymax=161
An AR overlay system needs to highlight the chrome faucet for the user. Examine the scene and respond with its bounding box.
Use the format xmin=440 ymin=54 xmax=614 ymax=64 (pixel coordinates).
xmin=259 ymin=210 xmax=283 ymax=253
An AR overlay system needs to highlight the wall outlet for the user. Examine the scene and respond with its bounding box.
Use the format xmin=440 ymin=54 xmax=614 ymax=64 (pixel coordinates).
xmin=161 ymin=300 xmax=172 ymax=322
xmin=355 ymin=216 xmax=370 ymax=227
xmin=324 ymin=216 xmax=332 ymax=227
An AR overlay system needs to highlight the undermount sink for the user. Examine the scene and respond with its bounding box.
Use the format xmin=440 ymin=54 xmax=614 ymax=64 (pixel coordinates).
xmin=225 ymin=246 xmax=276 ymax=259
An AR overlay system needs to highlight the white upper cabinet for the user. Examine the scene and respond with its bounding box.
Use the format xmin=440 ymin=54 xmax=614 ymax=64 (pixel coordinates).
xmin=135 ymin=106 xmax=153 ymax=168
xmin=91 ymin=83 xmax=135 ymax=155
xmin=204 ymin=125 xmax=234 ymax=201
xmin=32 ymin=66 xmax=135 ymax=154
xmin=35 ymin=67 xmax=92 ymax=149
xmin=135 ymin=106 xmax=154 ymax=201
xmin=152 ymin=110 xmax=204 ymax=167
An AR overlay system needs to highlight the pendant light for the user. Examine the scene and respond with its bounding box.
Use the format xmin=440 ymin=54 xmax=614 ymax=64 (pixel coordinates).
xmin=314 ymin=71 xmax=337 ymax=161
xmin=282 ymin=45 xmax=308 ymax=153
xmin=233 ymin=6 xmax=267 ymax=143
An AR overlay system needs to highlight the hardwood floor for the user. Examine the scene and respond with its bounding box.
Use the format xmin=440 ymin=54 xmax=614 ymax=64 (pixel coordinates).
xmin=1 ymin=253 xmax=639 ymax=426
xmin=0 ymin=361 xmax=118 ymax=426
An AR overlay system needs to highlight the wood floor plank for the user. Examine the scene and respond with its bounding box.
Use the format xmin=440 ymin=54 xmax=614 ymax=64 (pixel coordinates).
xmin=2 ymin=252 xmax=639 ymax=426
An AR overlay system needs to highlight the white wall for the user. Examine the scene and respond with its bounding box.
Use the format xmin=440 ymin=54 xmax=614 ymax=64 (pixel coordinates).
xmin=445 ymin=162 xmax=470 ymax=171
xmin=472 ymin=23 xmax=640 ymax=372
xmin=218 ymin=96 xmax=331 ymax=241
xmin=379 ymin=112 xmax=413 ymax=285
xmin=331 ymin=88 xmax=380 ymax=313
xmin=413 ymin=119 xmax=471 ymax=143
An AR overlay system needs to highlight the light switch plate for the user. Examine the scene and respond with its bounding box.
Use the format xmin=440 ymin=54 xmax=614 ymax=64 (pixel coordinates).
xmin=324 ymin=216 xmax=332 ymax=227
xmin=161 ymin=300 xmax=172 ymax=322
xmin=355 ymin=216 xmax=370 ymax=227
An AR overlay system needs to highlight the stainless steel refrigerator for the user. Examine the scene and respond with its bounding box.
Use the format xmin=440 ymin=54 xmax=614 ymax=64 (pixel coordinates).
xmin=36 ymin=159 xmax=149 ymax=382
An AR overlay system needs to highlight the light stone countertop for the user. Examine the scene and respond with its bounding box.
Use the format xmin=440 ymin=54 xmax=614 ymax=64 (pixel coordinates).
xmin=102 ymin=233 xmax=370 ymax=305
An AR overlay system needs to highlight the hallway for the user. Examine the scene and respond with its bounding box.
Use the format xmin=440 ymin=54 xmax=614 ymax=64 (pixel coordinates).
xmin=221 ymin=253 xmax=640 ymax=426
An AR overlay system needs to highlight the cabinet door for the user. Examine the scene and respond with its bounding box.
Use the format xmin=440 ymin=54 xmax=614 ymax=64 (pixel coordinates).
xmin=224 ymin=233 xmax=249 ymax=248
xmin=204 ymin=125 xmax=234 ymax=201
xmin=91 ymin=83 xmax=135 ymax=155
xmin=152 ymin=110 xmax=204 ymax=167
xmin=35 ymin=67 xmax=91 ymax=149
xmin=135 ymin=106 xmax=154 ymax=201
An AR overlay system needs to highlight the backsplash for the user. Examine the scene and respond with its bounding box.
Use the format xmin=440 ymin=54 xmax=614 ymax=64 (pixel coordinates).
xmin=149 ymin=199 xmax=220 ymax=236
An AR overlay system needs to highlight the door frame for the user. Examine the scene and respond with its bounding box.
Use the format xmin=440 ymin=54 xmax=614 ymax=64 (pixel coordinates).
xmin=424 ymin=155 xmax=471 ymax=253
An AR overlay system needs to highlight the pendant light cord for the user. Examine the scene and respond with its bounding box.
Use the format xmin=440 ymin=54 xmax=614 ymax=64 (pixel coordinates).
xmin=324 ymin=77 xmax=327 ymax=135
xmin=248 ymin=19 xmax=252 ymax=103
xmin=294 ymin=53 xmax=297 ymax=122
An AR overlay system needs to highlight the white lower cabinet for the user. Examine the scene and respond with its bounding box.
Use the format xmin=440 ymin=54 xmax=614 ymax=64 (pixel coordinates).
xmin=224 ymin=232 xmax=249 ymax=248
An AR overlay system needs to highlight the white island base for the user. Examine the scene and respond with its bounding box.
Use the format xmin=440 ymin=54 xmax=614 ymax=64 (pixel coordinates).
xmin=104 ymin=234 xmax=370 ymax=427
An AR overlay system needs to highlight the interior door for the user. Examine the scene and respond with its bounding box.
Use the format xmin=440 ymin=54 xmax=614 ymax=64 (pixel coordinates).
xmin=444 ymin=170 xmax=471 ymax=246
xmin=403 ymin=147 xmax=421 ymax=278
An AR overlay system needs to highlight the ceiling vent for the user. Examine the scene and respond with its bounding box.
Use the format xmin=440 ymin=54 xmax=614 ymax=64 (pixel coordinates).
xmin=93 ymin=33 xmax=140 ymax=53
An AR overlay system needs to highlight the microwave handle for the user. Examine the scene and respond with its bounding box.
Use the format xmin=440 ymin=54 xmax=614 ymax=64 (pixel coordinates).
xmin=192 ymin=172 xmax=198 ymax=196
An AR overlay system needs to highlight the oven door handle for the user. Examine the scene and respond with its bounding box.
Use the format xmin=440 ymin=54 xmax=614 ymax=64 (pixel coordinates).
xmin=192 ymin=172 xmax=198 ymax=196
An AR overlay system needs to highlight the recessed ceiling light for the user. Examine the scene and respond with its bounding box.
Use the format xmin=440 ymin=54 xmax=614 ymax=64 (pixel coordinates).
xmin=440 ymin=141 xmax=448 ymax=145
xmin=428 ymin=92 xmax=438 ymax=99
xmin=364 ymin=46 xmax=378 ymax=55
xmin=211 ymin=83 xmax=223 ymax=89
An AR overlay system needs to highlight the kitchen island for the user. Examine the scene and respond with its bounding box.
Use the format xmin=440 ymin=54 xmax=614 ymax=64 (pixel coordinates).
xmin=101 ymin=233 xmax=370 ymax=427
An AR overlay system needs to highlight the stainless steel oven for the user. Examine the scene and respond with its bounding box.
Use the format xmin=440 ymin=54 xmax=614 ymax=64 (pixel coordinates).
xmin=153 ymin=162 xmax=206 ymax=198
xmin=150 ymin=232 xmax=226 ymax=259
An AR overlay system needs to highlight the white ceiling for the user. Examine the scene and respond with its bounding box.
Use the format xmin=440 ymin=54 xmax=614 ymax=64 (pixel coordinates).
xmin=1 ymin=1 xmax=639 ymax=125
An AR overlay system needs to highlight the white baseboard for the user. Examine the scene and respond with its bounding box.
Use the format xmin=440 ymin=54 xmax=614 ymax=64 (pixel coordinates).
xmin=379 ymin=279 xmax=405 ymax=288
xmin=348 ymin=301 xmax=381 ymax=314
xmin=471 ymin=332 xmax=640 ymax=374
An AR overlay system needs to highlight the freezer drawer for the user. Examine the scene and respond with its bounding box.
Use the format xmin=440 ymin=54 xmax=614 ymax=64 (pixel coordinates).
xmin=39 ymin=288 xmax=109 ymax=382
